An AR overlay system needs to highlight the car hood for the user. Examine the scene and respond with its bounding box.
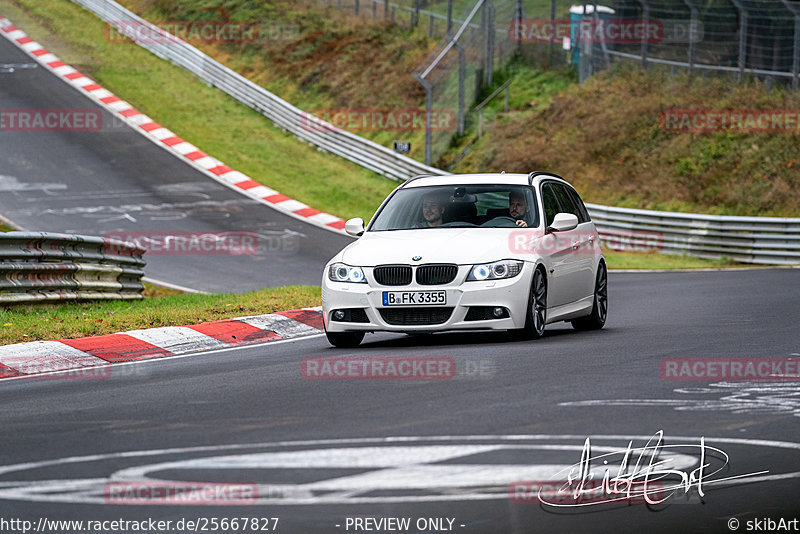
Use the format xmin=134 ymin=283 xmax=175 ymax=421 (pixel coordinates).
xmin=339 ymin=228 xmax=544 ymax=266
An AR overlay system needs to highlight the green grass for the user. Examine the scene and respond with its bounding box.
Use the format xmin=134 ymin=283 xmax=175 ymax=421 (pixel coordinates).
xmin=601 ymin=247 xmax=743 ymax=270
xmin=0 ymin=222 xmax=15 ymax=233
xmin=3 ymin=0 xmax=396 ymax=223
xmin=0 ymin=284 xmax=321 ymax=345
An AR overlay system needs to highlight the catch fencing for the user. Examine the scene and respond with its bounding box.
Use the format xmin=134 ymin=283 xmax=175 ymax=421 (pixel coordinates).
xmin=576 ymin=0 xmax=800 ymax=87
xmin=0 ymin=233 xmax=146 ymax=304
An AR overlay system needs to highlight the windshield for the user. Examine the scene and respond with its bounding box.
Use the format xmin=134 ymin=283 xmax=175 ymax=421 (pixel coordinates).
xmin=369 ymin=185 xmax=539 ymax=231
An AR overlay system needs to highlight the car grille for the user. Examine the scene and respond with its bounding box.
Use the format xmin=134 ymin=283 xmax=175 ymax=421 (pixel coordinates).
xmin=373 ymin=265 xmax=412 ymax=286
xmin=416 ymin=264 xmax=458 ymax=285
xmin=379 ymin=307 xmax=453 ymax=325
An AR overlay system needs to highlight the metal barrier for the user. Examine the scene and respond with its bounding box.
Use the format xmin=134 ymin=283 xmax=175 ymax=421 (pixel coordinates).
xmin=587 ymin=204 xmax=800 ymax=265
xmin=0 ymin=233 xmax=146 ymax=303
xmin=67 ymin=1 xmax=800 ymax=265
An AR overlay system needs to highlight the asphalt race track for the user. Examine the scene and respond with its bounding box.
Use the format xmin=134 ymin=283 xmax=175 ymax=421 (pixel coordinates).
xmin=1 ymin=269 xmax=798 ymax=533
xmin=0 ymin=36 xmax=352 ymax=293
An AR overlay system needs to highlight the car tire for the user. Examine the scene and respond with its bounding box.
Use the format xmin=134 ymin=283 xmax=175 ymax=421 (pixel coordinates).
xmin=510 ymin=267 xmax=547 ymax=340
xmin=571 ymin=261 xmax=607 ymax=331
xmin=325 ymin=331 xmax=365 ymax=348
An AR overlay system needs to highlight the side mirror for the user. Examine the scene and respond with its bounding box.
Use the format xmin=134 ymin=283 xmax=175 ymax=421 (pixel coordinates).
xmin=344 ymin=217 xmax=365 ymax=237
xmin=548 ymin=213 xmax=579 ymax=232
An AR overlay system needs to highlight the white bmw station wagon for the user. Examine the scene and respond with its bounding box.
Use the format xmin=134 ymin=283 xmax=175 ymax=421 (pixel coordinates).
xmin=321 ymin=172 xmax=607 ymax=347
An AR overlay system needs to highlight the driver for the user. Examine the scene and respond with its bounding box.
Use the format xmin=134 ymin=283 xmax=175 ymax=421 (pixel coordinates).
xmin=509 ymin=191 xmax=529 ymax=227
xmin=418 ymin=192 xmax=446 ymax=228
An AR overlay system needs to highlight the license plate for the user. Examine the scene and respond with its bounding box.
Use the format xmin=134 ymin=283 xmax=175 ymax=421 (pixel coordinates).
xmin=382 ymin=291 xmax=446 ymax=306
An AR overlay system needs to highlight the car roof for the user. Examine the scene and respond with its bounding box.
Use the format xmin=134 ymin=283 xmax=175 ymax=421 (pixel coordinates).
xmin=401 ymin=172 xmax=571 ymax=189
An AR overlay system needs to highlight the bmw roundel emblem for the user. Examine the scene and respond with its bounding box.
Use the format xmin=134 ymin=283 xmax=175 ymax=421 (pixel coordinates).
xmin=412 ymin=255 xmax=422 ymax=261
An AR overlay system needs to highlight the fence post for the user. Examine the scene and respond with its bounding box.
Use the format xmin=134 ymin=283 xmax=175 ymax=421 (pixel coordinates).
xmin=429 ymin=13 xmax=435 ymax=36
xmin=731 ymin=0 xmax=748 ymax=82
xmin=447 ymin=0 xmax=454 ymax=34
xmin=513 ymin=0 xmax=526 ymax=53
xmin=413 ymin=0 xmax=420 ymax=27
xmin=455 ymin=42 xmax=465 ymax=135
xmin=682 ymin=0 xmax=698 ymax=81
xmin=355 ymin=0 xmax=359 ymax=15
xmin=484 ymin=1 xmax=495 ymax=86
xmin=781 ymin=0 xmax=800 ymax=90
xmin=550 ymin=0 xmax=556 ymax=64
xmin=384 ymin=0 xmax=389 ymax=19
xmin=373 ymin=0 xmax=377 ymax=18
xmin=414 ymin=73 xmax=433 ymax=166
xmin=637 ymin=0 xmax=650 ymax=70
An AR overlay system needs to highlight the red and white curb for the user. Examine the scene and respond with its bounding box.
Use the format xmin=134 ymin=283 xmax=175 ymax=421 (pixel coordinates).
xmin=0 ymin=14 xmax=348 ymax=234
xmin=0 ymin=308 xmax=324 ymax=379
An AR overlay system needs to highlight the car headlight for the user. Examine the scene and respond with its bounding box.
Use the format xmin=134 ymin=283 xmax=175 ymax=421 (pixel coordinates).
xmin=328 ymin=263 xmax=367 ymax=283
xmin=466 ymin=260 xmax=523 ymax=281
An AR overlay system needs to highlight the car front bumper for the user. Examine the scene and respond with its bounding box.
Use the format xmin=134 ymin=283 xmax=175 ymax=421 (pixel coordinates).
xmin=321 ymin=263 xmax=535 ymax=333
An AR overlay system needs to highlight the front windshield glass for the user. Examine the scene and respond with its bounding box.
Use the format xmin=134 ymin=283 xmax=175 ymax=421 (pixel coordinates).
xmin=369 ymin=185 xmax=539 ymax=231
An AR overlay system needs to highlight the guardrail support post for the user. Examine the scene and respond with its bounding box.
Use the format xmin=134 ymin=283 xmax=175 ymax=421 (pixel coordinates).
xmin=384 ymin=0 xmax=389 ymax=19
xmin=412 ymin=0 xmax=420 ymax=28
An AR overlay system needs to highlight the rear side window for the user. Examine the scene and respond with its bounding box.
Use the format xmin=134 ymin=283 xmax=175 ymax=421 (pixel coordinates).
xmin=565 ymin=186 xmax=591 ymax=223
xmin=541 ymin=184 xmax=560 ymax=227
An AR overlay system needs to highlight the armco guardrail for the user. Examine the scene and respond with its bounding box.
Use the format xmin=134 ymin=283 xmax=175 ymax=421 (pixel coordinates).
xmin=71 ymin=0 xmax=444 ymax=182
xmin=0 ymin=233 xmax=146 ymax=303
xmin=69 ymin=0 xmax=800 ymax=266
xmin=586 ymin=204 xmax=800 ymax=265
